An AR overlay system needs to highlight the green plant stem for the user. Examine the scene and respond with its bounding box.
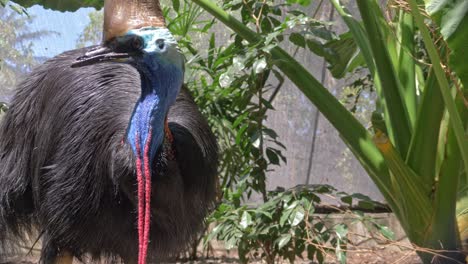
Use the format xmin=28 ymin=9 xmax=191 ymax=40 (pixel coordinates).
xmin=406 ymin=69 xmax=444 ymax=187
xmin=191 ymin=0 xmax=397 ymax=209
xmin=407 ymin=0 xmax=468 ymax=180
xmin=423 ymin=118 xmax=464 ymax=263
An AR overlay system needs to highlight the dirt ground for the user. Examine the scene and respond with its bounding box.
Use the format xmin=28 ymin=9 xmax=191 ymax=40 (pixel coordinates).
xmin=172 ymin=251 xmax=421 ymax=264
xmin=1 ymin=245 xmax=423 ymax=264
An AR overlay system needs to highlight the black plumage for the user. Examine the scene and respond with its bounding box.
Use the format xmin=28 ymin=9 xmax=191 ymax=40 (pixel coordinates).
xmin=0 ymin=47 xmax=218 ymax=263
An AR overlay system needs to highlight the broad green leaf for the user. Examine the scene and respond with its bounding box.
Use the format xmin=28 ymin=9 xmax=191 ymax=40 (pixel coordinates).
xmin=289 ymin=207 xmax=305 ymax=227
xmin=377 ymin=225 xmax=395 ymax=240
xmin=323 ymin=32 xmax=365 ymax=78
xmin=240 ymin=211 xmax=252 ymax=229
xmin=289 ymin=32 xmax=306 ymax=48
xmin=425 ymin=0 xmax=468 ymax=88
xmin=334 ymin=224 xmax=348 ymax=239
xmin=266 ymin=147 xmax=280 ymax=165
xmin=286 ymin=0 xmax=311 ymax=6
xmin=280 ymin=208 xmax=293 ymax=227
xmin=306 ymin=244 xmax=316 ymax=260
xmin=316 ymin=250 xmax=324 ymax=263
xmin=335 ymin=240 xmax=346 ymax=264
xmin=275 ymin=233 xmax=291 ymax=249
xmin=253 ymin=58 xmax=267 ymax=74
xmin=340 ymin=195 xmax=352 ymax=206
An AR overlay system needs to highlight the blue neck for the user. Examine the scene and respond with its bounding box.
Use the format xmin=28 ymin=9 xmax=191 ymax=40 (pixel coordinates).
xmin=126 ymin=60 xmax=182 ymax=162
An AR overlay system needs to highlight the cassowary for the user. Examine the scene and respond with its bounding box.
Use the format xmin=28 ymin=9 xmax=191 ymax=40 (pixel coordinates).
xmin=0 ymin=0 xmax=217 ymax=263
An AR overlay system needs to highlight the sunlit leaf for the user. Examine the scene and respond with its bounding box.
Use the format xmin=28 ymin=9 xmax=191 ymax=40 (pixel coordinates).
xmin=276 ymin=233 xmax=291 ymax=249
xmin=425 ymin=0 xmax=468 ymax=88
xmin=240 ymin=211 xmax=252 ymax=229
xmin=334 ymin=224 xmax=348 ymax=239
xmin=289 ymin=207 xmax=305 ymax=227
xmin=376 ymin=224 xmax=395 ymax=240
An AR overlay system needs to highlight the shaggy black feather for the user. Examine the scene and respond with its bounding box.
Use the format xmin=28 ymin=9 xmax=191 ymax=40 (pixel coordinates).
xmin=0 ymin=47 xmax=218 ymax=263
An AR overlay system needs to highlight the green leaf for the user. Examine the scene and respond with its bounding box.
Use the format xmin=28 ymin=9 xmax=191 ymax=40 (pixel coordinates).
xmin=357 ymin=0 xmax=412 ymax=155
xmin=266 ymin=147 xmax=280 ymax=165
xmin=377 ymin=225 xmax=395 ymax=240
xmin=340 ymin=195 xmax=352 ymax=206
xmin=280 ymin=208 xmax=293 ymax=227
xmin=240 ymin=211 xmax=252 ymax=229
xmin=275 ymin=233 xmax=291 ymax=249
xmin=289 ymin=207 xmax=305 ymax=227
xmin=335 ymin=241 xmax=347 ymax=264
xmin=289 ymin=32 xmax=306 ymax=48
xmin=334 ymin=224 xmax=348 ymax=239
xmin=316 ymin=250 xmax=324 ymax=263
xmin=357 ymin=200 xmax=375 ymax=210
xmin=323 ymin=32 xmax=365 ymax=78
xmin=225 ymin=235 xmax=238 ymax=249
xmin=253 ymin=58 xmax=267 ymax=74
xmin=425 ymin=0 xmax=468 ymax=90
xmin=172 ymin=0 xmax=180 ymax=12
xmin=287 ymin=0 xmax=312 ymax=6
xmin=306 ymin=244 xmax=316 ymax=260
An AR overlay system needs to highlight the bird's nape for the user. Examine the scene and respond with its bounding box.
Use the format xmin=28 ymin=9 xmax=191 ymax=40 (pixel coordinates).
xmin=71 ymin=45 xmax=132 ymax=68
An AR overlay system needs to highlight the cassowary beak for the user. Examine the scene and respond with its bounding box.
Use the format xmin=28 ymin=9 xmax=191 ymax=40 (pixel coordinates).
xmin=71 ymin=46 xmax=131 ymax=68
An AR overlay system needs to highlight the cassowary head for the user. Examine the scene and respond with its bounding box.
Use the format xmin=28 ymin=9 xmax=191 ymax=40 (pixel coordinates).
xmin=73 ymin=0 xmax=184 ymax=161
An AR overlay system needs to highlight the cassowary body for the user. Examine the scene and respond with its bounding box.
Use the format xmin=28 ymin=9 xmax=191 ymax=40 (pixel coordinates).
xmin=0 ymin=45 xmax=217 ymax=262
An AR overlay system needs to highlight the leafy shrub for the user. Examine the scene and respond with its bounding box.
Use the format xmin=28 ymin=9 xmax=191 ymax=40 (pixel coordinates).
xmin=207 ymin=183 xmax=393 ymax=264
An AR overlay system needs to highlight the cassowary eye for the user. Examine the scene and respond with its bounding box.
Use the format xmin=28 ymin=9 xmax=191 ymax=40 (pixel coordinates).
xmin=156 ymin=39 xmax=165 ymax=50
xmin=132 ymin=36 xmax=144 ymax=50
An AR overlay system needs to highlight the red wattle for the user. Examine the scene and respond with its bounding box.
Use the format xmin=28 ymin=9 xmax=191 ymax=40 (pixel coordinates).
xmin=142 ymin=130 xmax=152 ymax=263
xmin=135 ymin=130 xmax=153 ymax=264
xmin=135 ymin=136 xmax=144 ymax=264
